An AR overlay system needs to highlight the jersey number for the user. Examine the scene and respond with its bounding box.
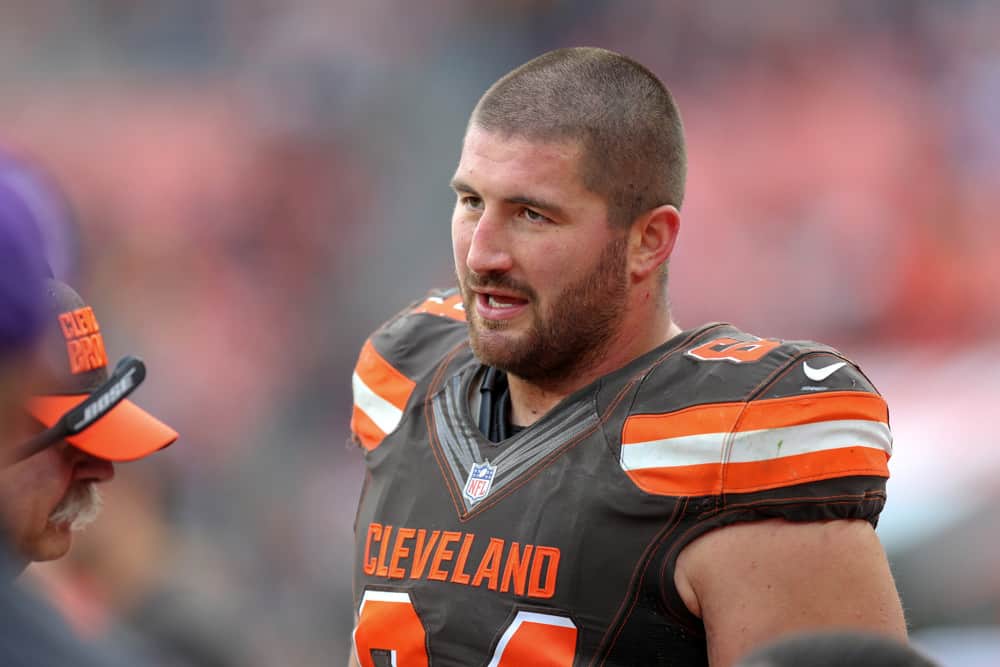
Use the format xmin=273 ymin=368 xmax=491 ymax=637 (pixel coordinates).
xmin=686 ymin=336 xmax=781 ymax=363
xmin=353 ymin=589 xmax=578 ymax=666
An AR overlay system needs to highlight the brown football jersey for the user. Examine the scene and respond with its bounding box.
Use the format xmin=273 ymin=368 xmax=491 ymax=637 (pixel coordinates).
xmin=351 ymin=288 xmax=891 ymax=667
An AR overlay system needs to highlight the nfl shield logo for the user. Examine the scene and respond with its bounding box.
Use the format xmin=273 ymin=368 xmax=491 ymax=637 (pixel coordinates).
xmin=463 ymin=461 xmax=497 ymax=505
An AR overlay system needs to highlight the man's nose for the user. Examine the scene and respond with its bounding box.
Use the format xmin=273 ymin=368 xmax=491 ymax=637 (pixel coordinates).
xmin=465 ymin=211 xmax=514 ymax=276
xmin=65 ymin=446 xmax=116 ymax=483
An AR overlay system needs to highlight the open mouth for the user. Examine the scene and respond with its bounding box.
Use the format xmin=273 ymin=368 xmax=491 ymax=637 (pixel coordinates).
xmin=475 ymin=291 xmax=529 ymax=320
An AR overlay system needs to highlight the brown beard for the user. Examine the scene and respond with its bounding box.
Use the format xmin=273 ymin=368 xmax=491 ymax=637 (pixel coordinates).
xmin=459 ymin=234 xmax=629 ymax=385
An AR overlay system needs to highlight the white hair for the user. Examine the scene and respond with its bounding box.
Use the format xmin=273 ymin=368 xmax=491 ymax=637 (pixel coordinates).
xmin=48 ymin=482 xmax=103 ymax=531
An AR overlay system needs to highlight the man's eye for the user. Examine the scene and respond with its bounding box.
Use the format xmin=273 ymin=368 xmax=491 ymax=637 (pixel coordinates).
xmin=523 ymin=208 xmax=549 ymax=223
xmin=461 ymin=196 xmax=483 ymax=210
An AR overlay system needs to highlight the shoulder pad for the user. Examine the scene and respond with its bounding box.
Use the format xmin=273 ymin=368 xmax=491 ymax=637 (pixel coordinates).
xmin=350 ymin=288 xmax=468 ymax=451
xmin=669 ymin=327 xmax=880 ymax=401
xmin=620 ymin=325 xmax=890 ymax=497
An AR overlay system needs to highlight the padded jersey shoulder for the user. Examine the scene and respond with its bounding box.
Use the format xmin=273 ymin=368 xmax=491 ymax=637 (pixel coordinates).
xmin=618 ymin=324 xmax=891 ymax=498
xmin=350 ymin=288 xmax=470 ymax=451
xmin=636 ymin=324 xmax=881 ymax=406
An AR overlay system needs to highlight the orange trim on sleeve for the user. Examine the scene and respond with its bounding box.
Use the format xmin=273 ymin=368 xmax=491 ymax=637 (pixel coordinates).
xmin=624 ymin=446 xmax=889 ymax=497
xmin=737 ymin=392 xmax=888 ymax=433
xmin=351 ymin=405 xmax=387 ymax=452
xmin=623 ymin=391 xmax=888 ymax=445
xmin=355 ymin=340 xmax=416 ymax=411
xmin=411 ymin=294 xmax=466 ymax=321
xmin=351 ymin=339 xmax=416 ymax=451
xmin=623 ymin=402 xmax=744 ymax=444
xmin=624 ymin=460 xmax=726 ymax=497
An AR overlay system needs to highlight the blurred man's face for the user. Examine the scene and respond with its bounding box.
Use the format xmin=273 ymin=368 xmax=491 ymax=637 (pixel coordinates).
xmin=451 ymin=126 xmax=629 ymax=383
xmin=0 ymin=424 xmax=113 ymax=567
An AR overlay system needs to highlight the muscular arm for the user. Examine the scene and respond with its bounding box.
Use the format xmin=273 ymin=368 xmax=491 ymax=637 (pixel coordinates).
xmin=674 ymin=518 xmax=906 ymax=667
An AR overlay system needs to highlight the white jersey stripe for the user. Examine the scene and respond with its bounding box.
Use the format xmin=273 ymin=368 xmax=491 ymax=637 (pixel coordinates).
xmin=358 ymin=589 xmax=411 ymax=609
xmin=486 ymin=611 xmax=577 ymax=667
xmin=352 ymin=371 xmax=404 ymax=435
xmin=621 ymin=419 xmax=891 ymax=471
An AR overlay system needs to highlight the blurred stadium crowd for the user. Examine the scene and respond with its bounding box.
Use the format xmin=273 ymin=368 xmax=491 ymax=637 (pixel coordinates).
xmin=1 ymin=0 xmax=998 ymax=665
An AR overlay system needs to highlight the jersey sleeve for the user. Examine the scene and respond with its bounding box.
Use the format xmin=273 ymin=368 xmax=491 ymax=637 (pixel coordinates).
xmin=626 ymin=335 xmax=894 ymax=629
xmin=349 ymin=288 xmax=467 ymax=451
xmin=621 ymin=336 xmax=890 ymax=519
xmin=686 ymin=361 xmax=891 ymax=539
xmin=719 ymin=347 xmax=890 ymax=511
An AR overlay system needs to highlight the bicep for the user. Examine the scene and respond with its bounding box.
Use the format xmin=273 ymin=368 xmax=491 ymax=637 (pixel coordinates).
xmin=675 ymin=518 xmax=906 ymax=667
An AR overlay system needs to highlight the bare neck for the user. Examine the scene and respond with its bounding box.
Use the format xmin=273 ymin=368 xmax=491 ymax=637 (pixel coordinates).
xmin=508 ymin=304 xmax=682 ymax=427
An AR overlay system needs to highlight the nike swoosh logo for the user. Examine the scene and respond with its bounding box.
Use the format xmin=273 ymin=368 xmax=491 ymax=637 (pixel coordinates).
xmin=802 ymin=360 xmax=847 ymax=382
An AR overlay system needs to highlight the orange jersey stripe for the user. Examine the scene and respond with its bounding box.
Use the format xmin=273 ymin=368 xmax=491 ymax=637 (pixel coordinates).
xmin=411 ymin=294 xmax=466 ymax=321
xmin=351 ymin=405 xmax=387 ymax=452
xmin=352 ymin=340 xmax=416 ymax=451
xmin=355 ymin=340 xmax=415 ymax=412
xmin=738 ymin=392 xmax=888 ymax=433
xmin=623 ymin=391 xmax=888 ymax=445
xmin=625 ymin=445 xmax=889 ymax=496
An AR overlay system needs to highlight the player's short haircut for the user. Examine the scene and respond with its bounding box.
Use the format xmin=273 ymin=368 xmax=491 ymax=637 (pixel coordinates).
xmin=470 ymin=47 xmax=686 ymax=229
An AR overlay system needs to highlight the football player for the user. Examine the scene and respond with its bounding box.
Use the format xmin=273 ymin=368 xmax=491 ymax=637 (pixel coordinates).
xmin=349 ymin=47 xmax=905 ymax=666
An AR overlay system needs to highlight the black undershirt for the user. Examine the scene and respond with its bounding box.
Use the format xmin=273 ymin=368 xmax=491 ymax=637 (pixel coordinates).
xmin=477 ymin=367 xmax=525 ymax=443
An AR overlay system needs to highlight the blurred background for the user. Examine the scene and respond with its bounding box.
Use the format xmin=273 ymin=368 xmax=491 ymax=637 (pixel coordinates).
xmin=2 ymin=0 xmax=998 ymax=664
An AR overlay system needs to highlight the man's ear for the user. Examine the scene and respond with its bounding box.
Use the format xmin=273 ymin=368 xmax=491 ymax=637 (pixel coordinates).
xmin=628 ymin=204 xmax=680 ymax=282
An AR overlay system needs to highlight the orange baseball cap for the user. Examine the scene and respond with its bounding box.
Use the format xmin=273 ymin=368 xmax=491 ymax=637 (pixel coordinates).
xmin=26 ymin=280 xmax=177 ymax=461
